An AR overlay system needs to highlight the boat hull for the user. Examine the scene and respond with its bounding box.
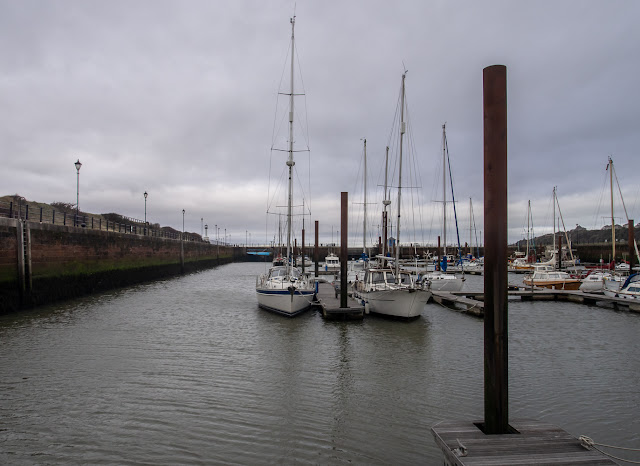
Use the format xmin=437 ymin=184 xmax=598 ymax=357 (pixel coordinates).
xmin=522 ymin=279 xmax=581 ymax=290
xmin=359 ymin=288 xmax=431 ymax=319
xmin=256 ymin=288 xmax=314 ymax=316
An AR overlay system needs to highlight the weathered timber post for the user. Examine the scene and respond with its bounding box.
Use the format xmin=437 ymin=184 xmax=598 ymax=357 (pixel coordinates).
xmin=437 ymin=236 xmax=441 ymax=271
xmin=340 ymin=192 xmax=348 ymax=309
xmin=483 ymin=64 xmax=509 ymax=434
xmin=629 ymin=219 xmax=636 ymax=271
xmin=314 ymin=220 xmax=319 ymax=278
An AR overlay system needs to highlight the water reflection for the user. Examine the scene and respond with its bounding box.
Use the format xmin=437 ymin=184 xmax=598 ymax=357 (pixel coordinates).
xmin=1 ymin=263 xmax=639 ymax=464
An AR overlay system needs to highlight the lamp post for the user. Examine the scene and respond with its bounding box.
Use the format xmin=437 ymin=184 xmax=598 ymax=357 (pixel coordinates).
xmin=74 ymin=159 xmax=82 ymax=226
xmin=182 ymin=209 xmax=185 ymax=240
xmin=205 ymin=224 xmax=208 ymax=243
xmin=144 ymin=191 xmax=148 ymax=234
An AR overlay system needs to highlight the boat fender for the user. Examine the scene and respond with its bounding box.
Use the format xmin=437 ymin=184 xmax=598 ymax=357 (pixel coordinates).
xmin=364 ymin=302 xmax=370 ymax=314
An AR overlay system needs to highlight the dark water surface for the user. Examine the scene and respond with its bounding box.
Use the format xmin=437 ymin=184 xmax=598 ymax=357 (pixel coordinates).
xmin=1 ymin=262 xmax=639 ymax=464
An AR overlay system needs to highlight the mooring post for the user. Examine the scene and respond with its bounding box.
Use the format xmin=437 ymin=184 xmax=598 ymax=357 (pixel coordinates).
xmin=340 ymin=192 xmax=348 ymax=308
xmin=437 ymin=236 xmax=441 ymax=271
xmin=629 ymin=219 xmax=636 ymax=271
xmin=483 ymin=64 xmax=509 ymax=435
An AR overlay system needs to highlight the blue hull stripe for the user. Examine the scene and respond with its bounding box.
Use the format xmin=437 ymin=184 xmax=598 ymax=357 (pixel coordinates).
xmin=256 ymin=289 xmax=314 ymax=296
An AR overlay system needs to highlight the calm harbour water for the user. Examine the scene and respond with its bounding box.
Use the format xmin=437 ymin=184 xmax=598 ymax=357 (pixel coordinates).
xmin=1 ymin=262 xmax=639 ymax=465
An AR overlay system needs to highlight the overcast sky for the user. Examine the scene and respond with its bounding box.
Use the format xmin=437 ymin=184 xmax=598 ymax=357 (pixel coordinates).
xmin=2 ymin=0 xmax=638 ymax=246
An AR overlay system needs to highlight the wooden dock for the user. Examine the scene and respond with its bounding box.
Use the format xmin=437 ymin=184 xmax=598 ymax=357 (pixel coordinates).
xmin=313 ymin=282 xmax=364 ymax=320
xmin=431 ymin=288 xmax=640 ymax=317
xmin=432 ymin=419 xmax=616 ymax=465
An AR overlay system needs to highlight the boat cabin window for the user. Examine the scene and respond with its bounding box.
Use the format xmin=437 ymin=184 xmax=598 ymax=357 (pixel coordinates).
xmin=269 ymin=267 xmax=301 ymax=279
xmin=367 ymin=271 xmax=386 ymax=284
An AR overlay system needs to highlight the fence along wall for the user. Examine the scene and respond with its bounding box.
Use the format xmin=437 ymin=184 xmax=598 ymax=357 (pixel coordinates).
xmin=0 ymin=217 xmax=235 ymax=315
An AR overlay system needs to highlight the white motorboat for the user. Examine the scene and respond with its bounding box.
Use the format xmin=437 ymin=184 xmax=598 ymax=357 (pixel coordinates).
xmin=256 ymin=16 xmax=315 ymax=316
xmin=579 ymin=270 xmax=613 ymax=293
xmin=323 ymin=253 xmax=340 ymax=272
xmin=604 ymin=273 xmax=640 ymax=300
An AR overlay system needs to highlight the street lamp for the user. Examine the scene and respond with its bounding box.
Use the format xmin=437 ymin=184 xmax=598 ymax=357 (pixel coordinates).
xmin=144 ymin=190 xmax=148 ymax=219
xmin=182 ymin=209 xmax=185 ymax=240
xmin=74 ymin=159 xmax=82 ymax=226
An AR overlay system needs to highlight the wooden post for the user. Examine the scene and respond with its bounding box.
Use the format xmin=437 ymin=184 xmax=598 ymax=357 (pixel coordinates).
xmin=437 ymin=236 xmax=441 ymax=271
xmin=314 ymin=220 xmax=319 ymax=278
xmin=340 ymin=192 xmax=348 ymax=309
xmin=629 ymin=219 xmax=636 ymax=271
xmin=483 ymin=64 xmax=509 ymax=434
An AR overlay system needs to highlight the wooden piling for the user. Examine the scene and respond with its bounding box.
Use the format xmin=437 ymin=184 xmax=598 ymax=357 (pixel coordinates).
xmin=340 ymin=192 xmax=348 ymax=309
xmin=483 ymin=64 xmax=509 ymax=434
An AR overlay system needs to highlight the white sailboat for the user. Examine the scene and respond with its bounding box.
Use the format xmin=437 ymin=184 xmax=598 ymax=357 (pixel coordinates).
xmin=421 ymin=124 xmax=464 ymax=292
xmin=256 ymin=16 xmax=315 ymax=316
xmin=355 ymin=72 xmax=431 ymax=319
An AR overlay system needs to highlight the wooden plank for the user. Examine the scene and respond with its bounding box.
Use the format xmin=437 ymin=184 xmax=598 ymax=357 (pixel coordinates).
xmin=432 ymin=419 xmax=616 ymax=465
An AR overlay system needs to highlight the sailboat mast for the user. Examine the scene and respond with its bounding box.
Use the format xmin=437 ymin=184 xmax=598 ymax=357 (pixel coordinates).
xmin=442 ymin=124 xmax=447 ymax=258
xmin=382 ymin=146 xmax=391 ymax=256
xmin=285 ymin=16 xmax=296 ymax=274
xmin=395 ymin=73 xmax=406 ymax=281
xmin=363 ymin=138 xmax=367 ymax=256
xmin=609 ymin=156 xmax=615 ymax=261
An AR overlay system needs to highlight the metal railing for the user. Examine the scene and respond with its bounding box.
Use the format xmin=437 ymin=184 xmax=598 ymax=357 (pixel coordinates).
xmin=0 ymin=200 xmax=204 ymax=242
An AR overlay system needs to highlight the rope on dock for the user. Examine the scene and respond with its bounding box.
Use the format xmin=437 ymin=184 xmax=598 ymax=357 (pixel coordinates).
xmin=579 ymin=435 xmax=640 ymax=464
